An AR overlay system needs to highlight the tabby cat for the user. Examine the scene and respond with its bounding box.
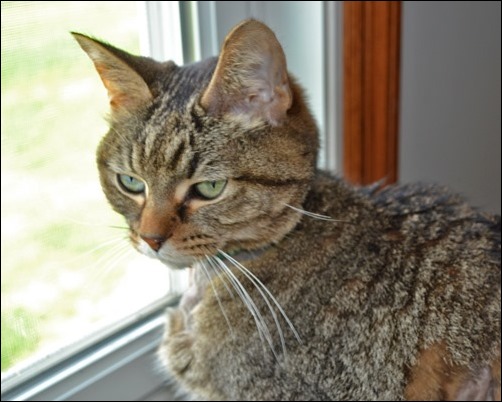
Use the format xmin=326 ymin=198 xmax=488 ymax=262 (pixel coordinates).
xmin=73 ymin=20 xmax=500 ymax=400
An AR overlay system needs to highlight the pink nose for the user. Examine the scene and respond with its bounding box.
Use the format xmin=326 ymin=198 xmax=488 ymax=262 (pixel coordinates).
xmin=140 ymin=234 xmax=166 ymax=252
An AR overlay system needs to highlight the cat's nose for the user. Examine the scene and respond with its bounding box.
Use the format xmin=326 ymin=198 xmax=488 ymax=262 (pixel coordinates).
xmin=140 ymin=234 xmax=166 ymax=252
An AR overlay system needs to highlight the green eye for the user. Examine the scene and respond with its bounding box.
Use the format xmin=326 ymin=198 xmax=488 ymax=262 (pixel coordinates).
xmin=117 ymin=174 xmax=145 ymax=194
xmin=194 ymin=180 xmax=227 ymax=200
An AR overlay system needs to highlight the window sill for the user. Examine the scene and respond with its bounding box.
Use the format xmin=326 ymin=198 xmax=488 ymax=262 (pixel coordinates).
xmin=1 ymin=296 xmax=179 ymax=401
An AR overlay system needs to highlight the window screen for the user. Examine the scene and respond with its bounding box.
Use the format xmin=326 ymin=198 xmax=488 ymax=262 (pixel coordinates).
xmin=1 ymin=1 xmax=172 ymax=374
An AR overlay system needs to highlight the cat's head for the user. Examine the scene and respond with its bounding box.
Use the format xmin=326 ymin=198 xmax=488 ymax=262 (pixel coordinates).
xmin=73 ymin=20 xmax=318 ymax=269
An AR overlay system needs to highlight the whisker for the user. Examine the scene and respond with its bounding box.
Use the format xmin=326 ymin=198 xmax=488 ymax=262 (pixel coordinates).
xmin=41 ymin=238 xmax=130 ymax=289
xmin=60 ymin=216 xmax=127 ymax=229
xmin=203 ymin=251 xmax=234 ymax=299
xmin=86 ymin=241 xmax=132 ymax=285
xmin=107 ymin=225 xmax=130 ymax=231
xmin=200 ymin=257 xmax=234 ymax=335
xmin=85 ymin=242 xmax=132 ymax=277
xmin=99 ymin=243 xmax=133 ymax=274
xmin=69 ymin=243 xmax=132 ymax=302
xmin=58 ymin=236 xmax=127 ymax=266
xmin=211 ymin=255 xmax=276 ymax=357
xmin=93 ymin=249 xmax=134 ymax=288
xmin=218 ymin=250 xmax=302 ymax=345
xmin=284 ymin=203 xmax=350 ymax=223
xmin=217 ymin=252 xmax=287 ymax=357
xmin=206 ymin=255 xmax=235 ymax=299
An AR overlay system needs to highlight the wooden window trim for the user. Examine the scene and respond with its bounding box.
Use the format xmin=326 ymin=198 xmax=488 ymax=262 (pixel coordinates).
xmin=343 ymin=1 xmax=401 ymax=185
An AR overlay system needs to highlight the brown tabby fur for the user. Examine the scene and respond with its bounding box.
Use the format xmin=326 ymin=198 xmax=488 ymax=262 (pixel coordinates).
xmin=73 ymin=20 xmax=500 ymax=400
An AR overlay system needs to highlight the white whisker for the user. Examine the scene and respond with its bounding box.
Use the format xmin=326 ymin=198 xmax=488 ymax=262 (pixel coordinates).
xmin=218 ymin=250 xmax=302 ymax=345
xmin=285 ymin=203 xmax=350 ymax=223
xmin=211 ymin=255 xmax=277 ymax=358
xmin=218 ymin=252 xmax=287 ymax=358
xmin=90 ymin=239 xmax=129 ymax=269
xmin=58 ymin=236 xmax=127 ymax=266
xmin=60 ymin=217 xmax=128 ymax=229
xmin=205 ymin=256 xmax=239 ymax=301
xmin=100 ymin=243 xmax=133 ymax=273
xmin=86 ymin=241 xmax=132 ymax=285
xmin=204 ymin=255 xmax=234 ymax=299
xmin=106 ymin=225 xmax=130 ymax=231
xmin=200 ymin=257 xmax=234 ymax=335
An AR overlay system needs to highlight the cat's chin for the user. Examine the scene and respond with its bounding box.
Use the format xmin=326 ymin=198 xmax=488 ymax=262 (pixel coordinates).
xmin=162 ymin=257 xmax=195 ymax=270
xmin=135 ymin=239 xmax=197 ymax=269
xmin=153 ymin=252 xmax=197 ymax=270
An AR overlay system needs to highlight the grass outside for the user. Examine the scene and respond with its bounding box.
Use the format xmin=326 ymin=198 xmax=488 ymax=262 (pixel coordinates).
xmin=1 ymin=1 xmax=170 ymax=372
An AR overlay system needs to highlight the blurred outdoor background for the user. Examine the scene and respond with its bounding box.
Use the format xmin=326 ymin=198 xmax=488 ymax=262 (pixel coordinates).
xmin=1 ymin=1 xmax=169 ymax=373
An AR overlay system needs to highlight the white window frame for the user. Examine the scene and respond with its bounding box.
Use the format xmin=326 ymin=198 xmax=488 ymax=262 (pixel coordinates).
xmin=1 ymin=2 xmax=184 ymax=400
xmin=1 ymin=298 xmax=178 ymax=401
xmin=1 ymin=2 xmax=341 ymax=400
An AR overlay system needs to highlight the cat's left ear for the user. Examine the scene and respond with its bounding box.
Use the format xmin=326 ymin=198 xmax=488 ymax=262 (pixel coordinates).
xmin=200 ymin=20 xmax=292 ymax=126
xmin=72 ymin=33 xmax=160 ymax=115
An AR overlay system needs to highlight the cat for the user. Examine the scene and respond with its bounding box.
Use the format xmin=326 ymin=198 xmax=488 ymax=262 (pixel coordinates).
xmin=73 ymin=19 xmax=500 ymax=400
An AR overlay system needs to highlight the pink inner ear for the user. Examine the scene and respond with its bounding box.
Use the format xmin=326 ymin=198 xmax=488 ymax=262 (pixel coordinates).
xmin=243 ymin=81 xmax=292 ymax=126
xmin=201 ymin=20 xmax=292 ymax=126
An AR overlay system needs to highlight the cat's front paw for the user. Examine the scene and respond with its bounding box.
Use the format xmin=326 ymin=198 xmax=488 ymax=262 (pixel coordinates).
xmin=160 ymin=307 xmax=223 ymax=400
xmin=160 ymin=308 xmax=195 ymax=375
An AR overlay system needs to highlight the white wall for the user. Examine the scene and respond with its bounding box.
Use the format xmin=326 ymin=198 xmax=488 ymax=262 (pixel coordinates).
xmin=399 ymin=1 xmax=501 ymax=214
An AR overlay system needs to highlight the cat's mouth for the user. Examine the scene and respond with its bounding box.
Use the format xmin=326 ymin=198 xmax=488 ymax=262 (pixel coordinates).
xmin=129 ymin=224 xmax=275 ymax=270
xmin=133 ymin=232 xmax=268 ymax=270
xmin=130 ymin=234 xmax=199 ymax=269
xmin=150 ymin=245 xmax=263 ymax=270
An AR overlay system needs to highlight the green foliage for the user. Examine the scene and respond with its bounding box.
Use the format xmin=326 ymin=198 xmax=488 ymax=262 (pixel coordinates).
xmin=1 ymin=308 xmax=40 ymax=371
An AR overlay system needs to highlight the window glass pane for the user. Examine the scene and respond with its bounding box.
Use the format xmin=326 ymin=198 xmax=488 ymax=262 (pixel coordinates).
xmin=1 ymin=1 xmax=171 ymax=374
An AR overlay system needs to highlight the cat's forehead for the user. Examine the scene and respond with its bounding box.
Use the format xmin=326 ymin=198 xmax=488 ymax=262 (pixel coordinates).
xmin=115 ymin=103 xmax=237 ymax=185
xmin=137 ymin=57 xmax=221 ymax=143
xmin=154 ymin=57 xmax=218 ymax=113
xmin=137 ymin=110 xmax=236 ymax=172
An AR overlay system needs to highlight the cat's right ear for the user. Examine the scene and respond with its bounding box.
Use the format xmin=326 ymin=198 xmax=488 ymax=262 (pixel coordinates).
xmin=200 ymin=20 xmax=292 ymax=126
xmin=71 ymin=33 xmax=155 ymax=115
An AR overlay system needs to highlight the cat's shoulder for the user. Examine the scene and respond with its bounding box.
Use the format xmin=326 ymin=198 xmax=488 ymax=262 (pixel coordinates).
xmin=313 ymin=170 xmax=500 ymax=242
xmin=367 ymin=180 xmax=500 ymax=229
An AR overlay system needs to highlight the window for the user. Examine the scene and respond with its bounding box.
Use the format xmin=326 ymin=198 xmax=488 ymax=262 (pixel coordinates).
xmin=2 ymin=2 xmax=334 ymax=400
xmin=1 ymin=0 xmax=184 ymax=390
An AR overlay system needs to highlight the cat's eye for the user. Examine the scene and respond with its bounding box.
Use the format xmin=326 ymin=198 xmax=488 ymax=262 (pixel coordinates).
xmin=117 ymin=174 xmax=145 ymax=194
xmin=193 ymin=180 xmax=227 ymax=200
